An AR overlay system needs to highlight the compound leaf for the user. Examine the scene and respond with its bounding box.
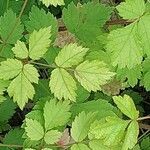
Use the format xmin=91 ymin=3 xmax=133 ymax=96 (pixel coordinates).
xmin=29 ymin=27 xmax=51 ymax=60
xmin=0 ymin=59 xmax=22 ymax=80
xmin=44 ymin=99 xmax=71 ymax=131
xmin=71 ymin=111 xmax=97 ymax=142
xmin=113 ymin=95 xmax=139 ymax=119
xmin=49 ymin=68 xmax=77 ymax=101
xmin=71 ymin=143 xmax=90 ymax=150
xmin=12 ymin=40 xmax=28 ymax=59
xmin=74 ymin=60 xmax=115 ymax=92
xmin=116 ymin=0 xmax=145 ymax=20
xmin=25 ymin=118 xmax=44 ymax=141
xmin=0 ymin=9 xmax=23 ymax=44
xmin=44 ymin=130 xmax=62 ymax=144
xmin=55 ymin=43 xmax=88 ymax=68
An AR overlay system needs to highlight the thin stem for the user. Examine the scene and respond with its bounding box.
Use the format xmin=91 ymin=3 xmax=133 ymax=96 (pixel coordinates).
xmin=137 ymin=115 xmax=150 ymax=121
xmin=0 ymin=143 xmax=23 ymax=148
xmin=138 ymin=130 xmax=150 ymax=142
xmin=30 ymin=61 xmax=57 ymax=69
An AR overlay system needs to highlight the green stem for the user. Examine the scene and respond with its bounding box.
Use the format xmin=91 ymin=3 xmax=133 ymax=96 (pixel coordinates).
xmin=30 ymin=61 xmax=57 ymax=69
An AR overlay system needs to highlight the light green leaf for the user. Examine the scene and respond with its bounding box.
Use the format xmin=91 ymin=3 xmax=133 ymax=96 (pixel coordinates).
xmin=0 ymin=10 xmax=23 ymax=44
xmin=44 ymin=130 xmax=62 ymax=144
xmin=49 ymin=68 xmax=77 ymax=101
xmin=137 ymin=14 xmax=150 ymax=56
xmin=122 ymin=121 xmax=139 ymax=150
xmin=71 ymin=111 xmax=97 ymax=142
xmin=106 ymin=23 xmax=143 ymax=68
xmin=90 ymin=117 xmax=129 ymax=146
xmin=44 ymin=99 xmax=71 ymax=131
xmin=55 ymin=43 xmax=88 ymax=68
xmin=71 ymin=143 xmax=90 ymax=150
xmin=0 ymin=59 xmax=22 ymax=80
xmin=113 ymin=95 xmax=139 ymax=119
xmin=25 ymin=6 xmax=58 ymax=42
xmin=40 ymin=0 xmax=64 ymax=7
xmin=29 ymin=27 xmax=51 ymax=60
xmin=7 ymin=64 xmax=39 ymax=109
xmin=74 ymin=60 xmax=115 ymax=92
xmin=116 ymin=0 xmax=145 ymax=20
xmin=25 ymin=118 xmax=44 ymax=141
xmin=0 ymin=79 xmax=10 ymax=95
xmin=12 ymin=40 xmax=28 ymax=59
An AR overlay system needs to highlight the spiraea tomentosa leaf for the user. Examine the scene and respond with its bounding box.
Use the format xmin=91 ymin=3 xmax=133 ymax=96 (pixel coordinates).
xmin=0 ymin=59 xmax=39 ymax=109
xmin=12 ymin=27 xmax=52 ymax=60
xmin=40 ymin=0 xmax=64 ymax=7
xmin=74 ymin=60 xmax=115 ymax=92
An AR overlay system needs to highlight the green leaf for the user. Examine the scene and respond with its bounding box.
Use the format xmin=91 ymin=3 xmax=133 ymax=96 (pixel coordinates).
xmin=106 ymin=23 xmax=143 ymax=68
xmin=137 ymin=14 xmax=150 ymax=56
xmin=90 ymin=117 xmax=129 ymax=146
xmin=44 ymin=99 xmax=71 ymax=131
xmin=49 ymin=68 xmax=77 ymax=101
xmin=7 ymin=64 xmax=39 ymax=109
xmin=141 ymin=137 xmax=150 ymax=150
xmin=55 ymin=43 xmax=88 ymax=68
xmin=113 ymin=95 xmax=139 ymax=119
xmin=63 ymin=2 xmax=112 ymax=43
xmin=12 ymin=40 xmax=28 ymax=59
xmin=71 ymin=111 xmax=97 ymax=142
xmin=0 ymin=59 xmax=22 ymax=80
xmin=0 ymin=79 xmax=10 ymax=95
xmin=2 ymin=128 xmax=24 ymax=147
xmin=116 ymin=0 xmax=145 ymax=20
xmin=74 ymin=60 xmax=115 ymax=92
xmin=0 ymin=9 xmax=23 ymax=44
xmin=122 ymin=121 xmax=139 ymax=150
xmin=40 ymin=0 xmax=65 ymax=7
xmin=71 ymin=99 xmax=119 ymax=120
xmin=116 ymin=65 xmax=142 ymax=87
xmin=71 ymin=143 xmax=90 ymax=150
xmin=29 ymin=27 xmax=51 ymax=60
xmin=25 ymin=118 xmax=44 ymax=141
xmin=0 ymin=97 xmax=16 ymax=123
xmin=25 ymin=6 xmax=58 ymax=41
xmin=44 ymin=130 xmax=62 ymax=144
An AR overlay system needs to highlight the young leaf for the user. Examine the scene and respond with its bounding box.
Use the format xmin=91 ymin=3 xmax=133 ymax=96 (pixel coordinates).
xmin=55 ymin=43 xmax=88 ymax=68
xmin=113 ymin=95 xmax=139 ymax=119
xmin=90 ymin=116 xmax=129 ymax=146
xmin=71 ymin=143 xmax=90 ymax=150
xmin=106 ymin=23 xmax=143 ymax=68
xmin=7 ymin=64 xmax=39 ymax=109
xmin=116 ymin=0 xmax=145 ymax=20
xmin=122 ymin=121 xmax=139 ymax=150
xmin=71 ymin=111 xmax=97 ymax=142
xmin=0 ymin=59 xmax=22 ymax=80
xmin=25 ymin=6 xmax=58 ymax=41
xmin=44 ymin=130 xmax=62 ymax=144
xmin=74 ymin=60 xmax=115 ymax=92
xmin=0 ymin=10 xmax=23 ymax=44
xmin=49 ymin=68 xmax=77 ymax=101
xmin=25 ymin=118 xmax=44 ymax=141
xmin=29 ymin=27 xmax=51 ymax=60
xmin=44 ymin=99 xmax=71 ymax=131
xmin=40 ymin=0 xmax=64 ymax=7
xmin=12 ymin=40 xmax=28 ymax=59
